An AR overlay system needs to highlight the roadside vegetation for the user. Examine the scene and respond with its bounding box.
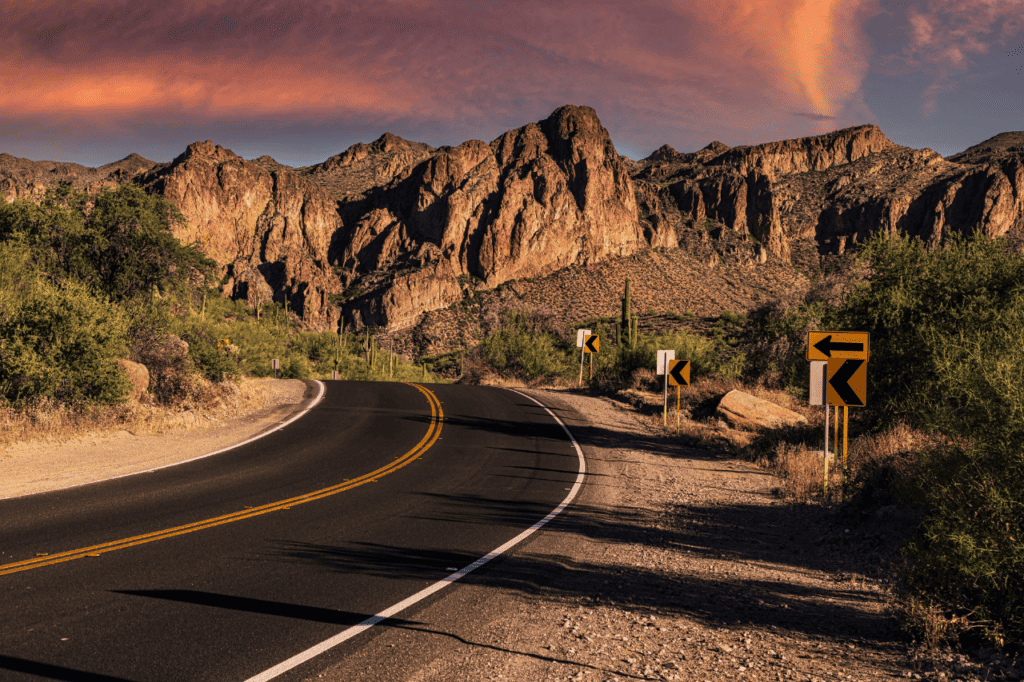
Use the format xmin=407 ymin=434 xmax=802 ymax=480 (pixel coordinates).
xmin=469 ymin=230 xmax=1024 ymax=655
xmin=0 ymin=182 xmax=439 ymax=447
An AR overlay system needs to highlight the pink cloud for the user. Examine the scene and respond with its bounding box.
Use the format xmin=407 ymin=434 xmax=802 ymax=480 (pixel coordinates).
xmin=0 ymin=0 xmax=900 ymax=159
xmin=901 ymin=0 xmax=1023 ymax=115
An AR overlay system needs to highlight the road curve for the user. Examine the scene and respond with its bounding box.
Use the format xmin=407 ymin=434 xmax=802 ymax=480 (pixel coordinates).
xmin=0 ymin=381 xmax=585 ymax=682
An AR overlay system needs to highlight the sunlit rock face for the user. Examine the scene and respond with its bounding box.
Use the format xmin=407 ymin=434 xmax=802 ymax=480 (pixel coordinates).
xmin=3 ymin=112 xmax=1021 ymax=333
xmin=138 ymin=141 xmax=344 ymax=331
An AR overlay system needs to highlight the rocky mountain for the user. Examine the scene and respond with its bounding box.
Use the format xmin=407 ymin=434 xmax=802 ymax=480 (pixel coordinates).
xmin=0 ymin=152 xmax=157 ymax=201
xmin=332 ymin=105 xmax=647 ymax=329
xmin=3 ymin=107 xmax=1022 ymax=335
xmin=135 ymin=141 xmax=344 ymax=331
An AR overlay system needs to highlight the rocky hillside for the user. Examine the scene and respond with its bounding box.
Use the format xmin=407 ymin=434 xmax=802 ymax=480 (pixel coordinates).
xmin=3 ymin=106 xmax=1022 ymax=336
xmin=0 ymin=152 xmax=157 ymax=201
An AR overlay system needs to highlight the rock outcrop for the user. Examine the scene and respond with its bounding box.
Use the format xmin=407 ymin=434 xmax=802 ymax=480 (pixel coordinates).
xmin=633 ymin=125 xmax=897 ymax=261
xmin=0 ymin=152 xmax=157 ymax=201
xmin=137 ymin=141 xmax=344 ymax=330
xmin=715 ymin=390 xmax=807 ymax=431
xmin=116 ymin=359 xmax=150 ymax=402
xmin=331 ymin=105 xmax=647 ymax=329
xmin=3 ymin=108 xmax=1022 ymax=334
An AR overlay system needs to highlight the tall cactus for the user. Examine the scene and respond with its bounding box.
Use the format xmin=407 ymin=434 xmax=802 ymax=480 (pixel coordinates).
xmin=621 ymin=278 xmax=638 ymax=348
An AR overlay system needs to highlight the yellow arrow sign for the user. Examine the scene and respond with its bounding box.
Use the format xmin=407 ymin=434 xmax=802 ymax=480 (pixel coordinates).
xmin=807 ymin=331 xmax=870 ymax=361
xmin=667 ymin=359 xmax=690 ymax=386
xmin=584 ymin=334 xmax=599 ymax=353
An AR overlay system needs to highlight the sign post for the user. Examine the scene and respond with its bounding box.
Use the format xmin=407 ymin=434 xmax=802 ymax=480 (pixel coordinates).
xmin=808 ymin=332 xmax=869 ymax=498
xmin=667 ymin=359 xmax=690 ymax=433
xmin=272 ymin=358 xmax=280 ymax=380
xmin=583 ymin=334 xmax=599 ymax=381
xmin=576 ymin=329 xmax=591 ymax=387
xmin=657 ymin=350 xmax=675 ymax=425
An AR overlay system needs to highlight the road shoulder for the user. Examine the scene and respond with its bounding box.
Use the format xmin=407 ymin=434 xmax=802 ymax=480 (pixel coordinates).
xmin=0 ymin=379 xmax=317 ymax=500
xmin=312 ymin=387 xmax=912 ymax=682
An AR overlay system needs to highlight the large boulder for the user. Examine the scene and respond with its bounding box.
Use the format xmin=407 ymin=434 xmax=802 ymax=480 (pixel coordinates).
xmin=116 ymin=359 xmax=150 ymax=402
xmin=715 ymin=389 xmax=807 ymax=431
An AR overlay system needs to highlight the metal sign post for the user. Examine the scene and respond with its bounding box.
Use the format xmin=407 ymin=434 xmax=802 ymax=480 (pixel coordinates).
xmin=824 ymin=401 xmax=830 ymax=496
xmin=576 ymin=329 xmax=591 ymax=387
xmin=657 ymin=350 xmax=675 ymax=425
xmin=583 ymin=335 xmax=599 ymax=381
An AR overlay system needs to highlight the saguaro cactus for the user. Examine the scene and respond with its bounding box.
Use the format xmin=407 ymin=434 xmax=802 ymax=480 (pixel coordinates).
xmin=620 ymin=278 xmax=638 ymax=348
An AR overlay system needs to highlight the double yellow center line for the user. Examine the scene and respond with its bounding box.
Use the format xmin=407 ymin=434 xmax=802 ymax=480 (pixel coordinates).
xmin=0 ymin=383 xmax=443 ymax=577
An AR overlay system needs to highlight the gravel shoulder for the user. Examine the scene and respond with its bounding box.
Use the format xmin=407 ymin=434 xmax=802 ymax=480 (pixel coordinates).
xmin=315 ymin=387 xmax=924 ymax=682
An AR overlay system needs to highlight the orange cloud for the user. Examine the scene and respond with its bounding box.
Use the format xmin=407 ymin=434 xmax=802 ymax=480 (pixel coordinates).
xmin=2 ymin=0 xmax=976 ymax=161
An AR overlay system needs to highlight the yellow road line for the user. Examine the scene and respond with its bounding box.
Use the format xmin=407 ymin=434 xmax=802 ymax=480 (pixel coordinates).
xmin=0 ymin=383 xmax=444 ymax=577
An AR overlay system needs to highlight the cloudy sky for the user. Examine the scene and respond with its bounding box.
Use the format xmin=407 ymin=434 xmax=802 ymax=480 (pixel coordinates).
xmin=1 ymin=0 xmax=1021 ymax=167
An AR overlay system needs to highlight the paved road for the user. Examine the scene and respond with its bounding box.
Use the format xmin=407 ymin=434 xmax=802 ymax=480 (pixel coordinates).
xmin=0 ymin=381 xmax=585 ymax=681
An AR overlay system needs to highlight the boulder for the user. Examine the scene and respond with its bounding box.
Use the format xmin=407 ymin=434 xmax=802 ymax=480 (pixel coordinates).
xmin=715 ymin=390 xmax=807 ymax=431
xmin=117 ymin=359 xmax=150 ymax=402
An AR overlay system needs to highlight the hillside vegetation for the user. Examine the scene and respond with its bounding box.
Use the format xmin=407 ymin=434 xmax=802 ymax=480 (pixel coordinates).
xmin=0 ymin=182 xmax=439 ymax=427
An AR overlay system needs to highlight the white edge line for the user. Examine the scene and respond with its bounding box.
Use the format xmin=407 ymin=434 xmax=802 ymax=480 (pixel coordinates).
xmin=1 ymin=381 xmax=327 ymax=501
xmin=244 ymin=387 xmax=586 ymax=682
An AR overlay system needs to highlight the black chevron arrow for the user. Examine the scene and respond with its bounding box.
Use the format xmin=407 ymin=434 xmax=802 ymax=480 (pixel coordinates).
xmin=669 ymin=360 xmax=690 ymax=385
xmin=829 ymin=359 xmax=864 ymax=406
xmin=814 ymin=334 xmax=864 ymax=358
xmin=585 ymin=335 xmax=599 ymax=353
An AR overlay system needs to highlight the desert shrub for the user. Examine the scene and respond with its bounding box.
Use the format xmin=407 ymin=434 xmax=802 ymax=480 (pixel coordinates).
xmin=829 ymin=230 xmax=1024 ymax=647
xmin=177 ymin=324 xmax=241 ymax=381
xmin=0 ymin=276 xmax=130 ymax=405
xmin=592 ymin=329 xmax=731 ymax=391
xmin=833 ymin=230 xmax=1024 ymax=429
xmin=481 ymin=308 xmax=573 ymax=381
xmin=0 ymin=184 xmax=216 ymax=302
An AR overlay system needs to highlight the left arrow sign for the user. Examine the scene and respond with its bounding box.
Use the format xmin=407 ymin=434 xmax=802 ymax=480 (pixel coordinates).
xmin=584 ymin=334 xmax=599 ymax=353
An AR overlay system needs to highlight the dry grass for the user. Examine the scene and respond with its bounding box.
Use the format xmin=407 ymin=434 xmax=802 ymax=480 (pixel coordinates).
xmin=0 ymin=376 xmax=278 ymax=450
xmin=613 ymin=374 xmax=932 ymax=506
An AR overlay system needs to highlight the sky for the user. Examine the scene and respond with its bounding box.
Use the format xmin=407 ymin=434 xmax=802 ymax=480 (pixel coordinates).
xmin=1 ymin=0 xmax=1022 ymax=168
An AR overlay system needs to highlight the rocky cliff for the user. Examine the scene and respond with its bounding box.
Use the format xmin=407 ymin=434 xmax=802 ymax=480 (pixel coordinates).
xmin=136 ymin=141 xmax=344 ymax=330
xmin=3 ymin=109 xmax=1022 ymax=334
xmin=332 ymin=105 xmax=647 ymax=330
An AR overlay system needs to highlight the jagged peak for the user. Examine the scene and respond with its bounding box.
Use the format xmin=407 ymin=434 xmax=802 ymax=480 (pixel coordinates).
xmin=645 ymin=144 xmax=680 ymax=162
xmin=947 ymin=130 xmax=1024 ymax=165
xmin=176 ymin=140 xmax=241 ymax=164
xmin=702 ymin=141 xmax=729 ymax=152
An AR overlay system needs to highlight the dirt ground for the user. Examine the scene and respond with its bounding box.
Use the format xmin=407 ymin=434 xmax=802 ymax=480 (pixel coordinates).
xmin=1 ymin=381 xmax=1016 ymax=681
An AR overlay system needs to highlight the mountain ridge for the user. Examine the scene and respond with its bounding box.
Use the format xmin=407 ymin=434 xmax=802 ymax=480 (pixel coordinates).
xmin=2 ymin=108 xmax=1022 ymax=335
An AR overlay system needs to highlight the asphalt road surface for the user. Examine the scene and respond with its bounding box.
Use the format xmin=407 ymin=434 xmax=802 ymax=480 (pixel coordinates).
xmin=0 ymin=381 xmax=585 ymax=681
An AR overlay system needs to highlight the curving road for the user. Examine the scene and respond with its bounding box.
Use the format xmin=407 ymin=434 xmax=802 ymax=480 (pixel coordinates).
xmin=0 ymin=381 xmax=585 ymax=682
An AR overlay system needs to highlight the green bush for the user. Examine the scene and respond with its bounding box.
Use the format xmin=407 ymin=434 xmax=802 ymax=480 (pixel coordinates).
xmin=481 ymin=309 xmax=573 ymax=381
xmin=829 ymin=230 xmax=1024 ymax=646
xmin=0 ymin=276 xmax=130 ymax=405
xmin=0 ymin=183 xmax=216 ymax=303
xmin=834 ymin=230 xmax=1024 ymax=430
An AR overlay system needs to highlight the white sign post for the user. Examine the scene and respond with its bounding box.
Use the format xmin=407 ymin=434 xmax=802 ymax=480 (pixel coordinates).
xmin=810 ymin=360 xmax=829 ymax=494
xmin=657 ymin=350 xmax=675 ymax=425
xmin=576 ymin=329 xmax=591 ymax=387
